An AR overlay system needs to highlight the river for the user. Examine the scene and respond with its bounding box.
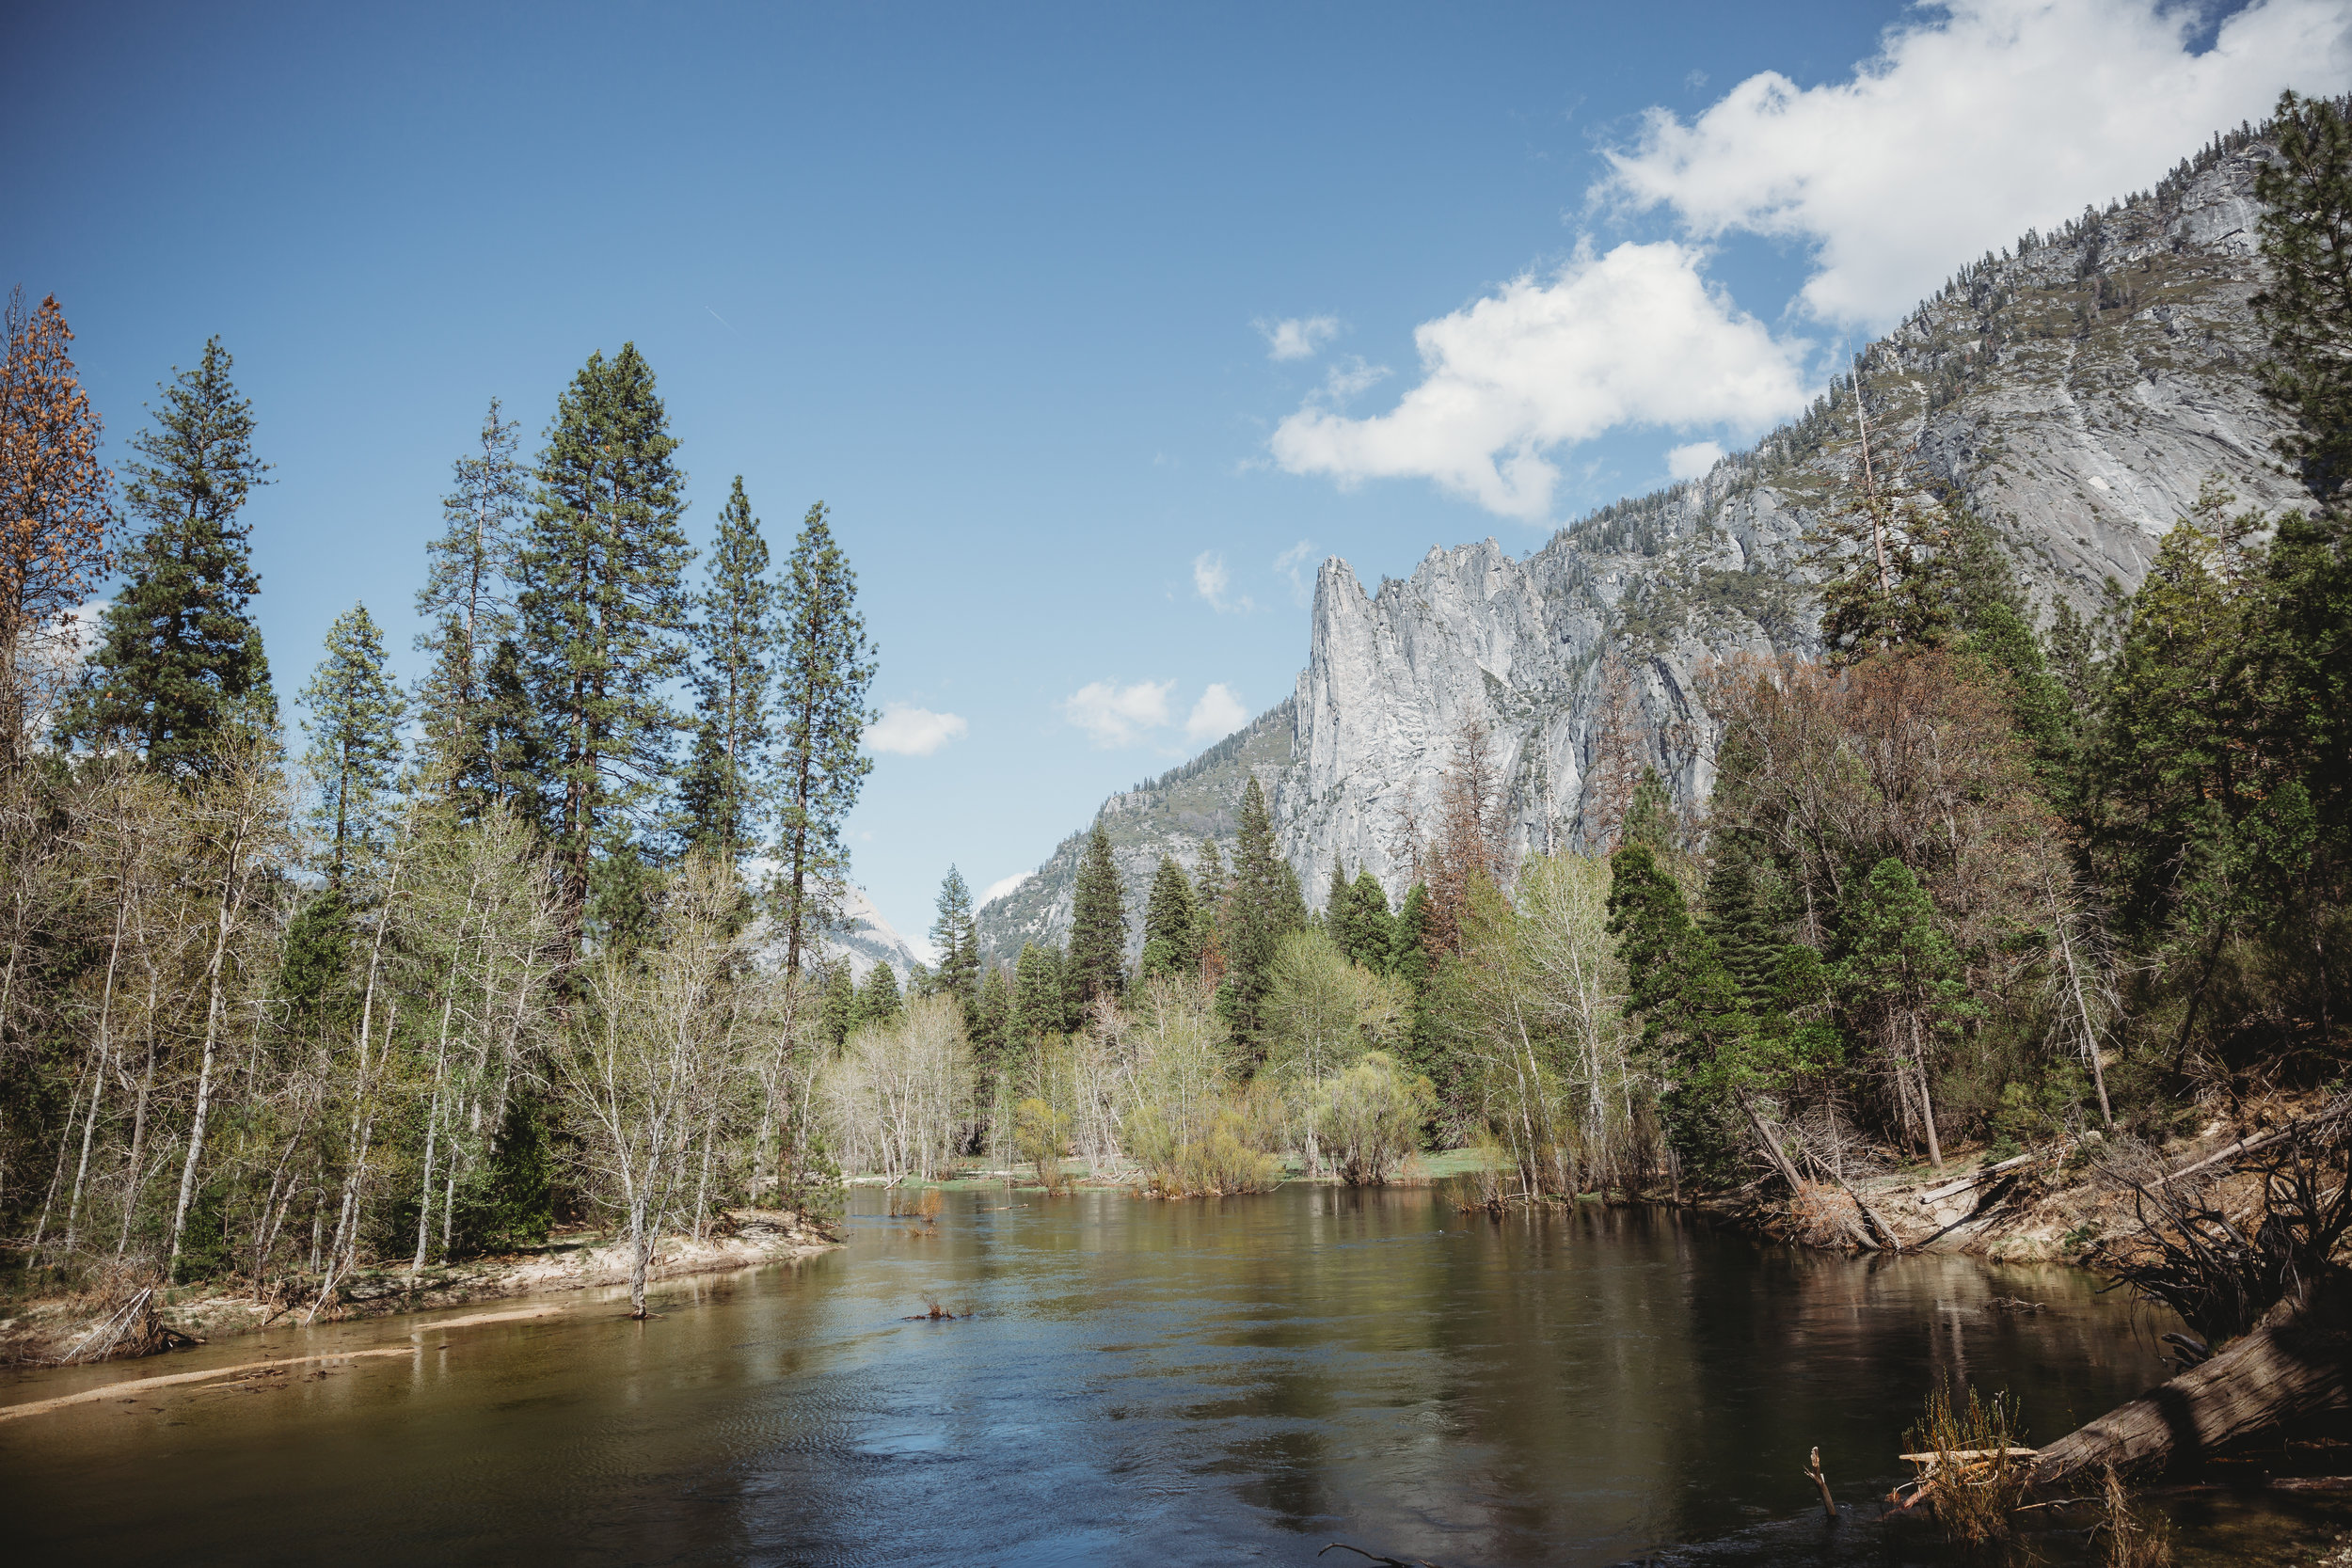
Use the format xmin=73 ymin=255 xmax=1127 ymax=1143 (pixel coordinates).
xmin=5 ymin=1183 xmax=2344 ymax=1565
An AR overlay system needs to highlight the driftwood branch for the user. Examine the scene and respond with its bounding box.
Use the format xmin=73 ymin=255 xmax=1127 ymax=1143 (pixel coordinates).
xmin=1804 ymin=1446 xmax=1836 ymax=1521
xmin=1914 ymin=1148 xmax=2047 ymax=1208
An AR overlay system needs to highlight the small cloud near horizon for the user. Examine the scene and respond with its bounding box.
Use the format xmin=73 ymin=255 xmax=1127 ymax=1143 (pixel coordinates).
xmin=1257 ymin=314 xmax=1341 ymax=361
xmin=1193 ymin=550 xmax=1254 ymax=613
xmin=1061 ymin=679 xmax=1176 ymax=748
xmin=1666 ymin=440 xmax=1724 ymax=481
xmin=1185 ymin=684 xmax=1248 ymax=744
xmin=867 ymin=705 xmax=969 ymax=756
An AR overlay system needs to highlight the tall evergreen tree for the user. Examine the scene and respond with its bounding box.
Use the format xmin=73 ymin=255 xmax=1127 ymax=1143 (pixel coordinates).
xmin=1192 ymin=838 xmax=1229 ymax=973
xmin=971 ymin=961 xmax=1012 ymax=1096
xmin=1348 ymin=869 xmax=1396 ymax=970
xmin=298 ymin=603 xmax=406 ymax=882
xmin=819 ymin=959 xmax=856 ymax=1048
xmin=416 ymin=398 xmax=525 ymax=804
xmin=853 ymin=960 xmax=902 ymax=1030
xmin=1700 ymin=851 xmax=1779 ymax=1008
xmin=1140 ymin=853 xmax=1200 ymax=980
xmin=1389 ymin=882 xmax=1432 ymax=988
xmin=1219 ymin=777 xmax=1303 ymax=1049
xmin=930 ymin=865 xmax=980 ymax=1015
xmin=475 ymin=636 xmax=548 ymax=823
xmin=516 ymin=344 xmax=692 ymax=931
xmin=770 ymin=502 xmax=876 ymax=974
xmin=679 ymin=476 xmax=774 ymax=860
xmin=1832 ymin=858 xmax=1973 ymax=1168
xmin=62 ymin=338 xmax=274 ymax=770
xmin=1011 ymin=942 xmax=1063 ymax=1045
xmin=1068 ymin=822 xmax=1128 ymax=1006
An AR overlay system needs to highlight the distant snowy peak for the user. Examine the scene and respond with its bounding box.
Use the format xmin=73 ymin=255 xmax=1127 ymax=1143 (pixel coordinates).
xmin=753 ymin=884 xmax=925 ymax=981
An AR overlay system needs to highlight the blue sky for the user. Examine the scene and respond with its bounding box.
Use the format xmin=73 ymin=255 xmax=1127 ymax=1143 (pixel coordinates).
xmin=8 ymin=1 xmax=2346 ymax=945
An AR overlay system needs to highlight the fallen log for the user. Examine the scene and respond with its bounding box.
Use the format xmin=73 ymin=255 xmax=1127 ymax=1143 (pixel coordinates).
xmin=1914 ymin=1149 xmax=2047 ymax=1209
xmin=2152 ymin=1100 xmax=2351 ymax=1190
xmin=2029 ymin=1275 xmax=2352 ymax=1487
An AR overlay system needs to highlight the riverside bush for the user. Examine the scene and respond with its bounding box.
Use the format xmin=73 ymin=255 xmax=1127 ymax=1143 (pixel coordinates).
xmin=1314 ymin=1053 xmax=1434 ymax=1185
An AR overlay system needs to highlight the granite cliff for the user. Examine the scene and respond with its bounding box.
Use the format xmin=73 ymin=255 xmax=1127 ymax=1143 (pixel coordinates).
xmin=976 ymin=127 xmax=2306 ymax=966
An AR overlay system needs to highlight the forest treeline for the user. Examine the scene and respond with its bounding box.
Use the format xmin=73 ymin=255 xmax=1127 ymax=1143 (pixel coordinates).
xmin=0 ymin=317 xmax=877 ymax=1315
xmin=0 ymin=96 xmax=2346 ymax=1327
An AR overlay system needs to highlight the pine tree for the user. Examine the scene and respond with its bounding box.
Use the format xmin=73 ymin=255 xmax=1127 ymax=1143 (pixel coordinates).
xmin=679 ymin=476 xmax=774 ymax=860
xmin=1219 ymin=776 xmax=1301 ymax=1049
xmin=1192 ymin=838 xmax=1228 ymax=974
xmin=1140 ymin=853 xmax=1200 ymax=980
xmin=0 ymin=290 xmax=112 ymax=770
xmin=1012 ymin=942 xmax=1063 ymax=1045
xmin=1622 ymin=768 xmax=1677 ymax=856
xmin=1389 ymin=882 xmax=1432 ymax=988
xmin=820 ymin=959 xmax=856 ymax=1048
xmin=62 ymin=338 xmax=274 ymax=771
xmin=770 ymin=502 xmax=876 ymax=974
xmin=1965 ymin=599 xmax=2075 ymax=789
xmin=475 ymin=636 xmax=548 ymax=823
xmin=298 ymin=603 xmax=406 ymax=882
xmin=415 ymin=398 xmax=525 ymax=804
xmin=930 ymin=865 xmax=979 ymax=1014
xmin=853 ymin=960 xmax=902 ymax=1030
xmin=1340 ymin=869 xmax=1394 ymax=970
xmin=2253 ymin=91 xmax=2352 ymax=505
xmin=1700 ymin=851 xmax=1779 ymax=1008
xmin=1832 ymin=858 xmax=1973 ymax=1168
xmin=1804 ymin=379 xmax=1958 ymax=666
xmin=516 ymin=344 xmax=692 ymax=930
xmin=1607 ymin=842 xmax=1772 ymax=1186
xmin=1324 ymin=861 xmax=1350 ymax=932
xmin=1068 ymin=822 xmax=1127 ymax=1006
xmin=972 ymin=961 xmax=1012 ymax=1093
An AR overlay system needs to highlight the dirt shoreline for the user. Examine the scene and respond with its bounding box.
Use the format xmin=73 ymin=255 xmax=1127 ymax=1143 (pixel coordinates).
xmin=1711 ymin=1103 xmax=2330 ymax=1266
xmin=0 ymin=1207 xmax=840 ymax=1368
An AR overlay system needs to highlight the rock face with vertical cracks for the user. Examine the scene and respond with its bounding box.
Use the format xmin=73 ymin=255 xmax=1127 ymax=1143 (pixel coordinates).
xmin=977 ymin=135 xmax=2307 ymax=963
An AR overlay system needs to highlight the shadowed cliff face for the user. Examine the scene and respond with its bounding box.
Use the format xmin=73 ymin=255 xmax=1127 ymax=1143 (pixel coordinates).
xmin=977 ymin=140 xmax=2306 ymax=963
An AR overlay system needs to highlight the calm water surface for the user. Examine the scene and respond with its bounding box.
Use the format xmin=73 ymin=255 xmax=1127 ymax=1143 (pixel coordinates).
xmin=6 ymin=1184 xmax=2344 ymax=1566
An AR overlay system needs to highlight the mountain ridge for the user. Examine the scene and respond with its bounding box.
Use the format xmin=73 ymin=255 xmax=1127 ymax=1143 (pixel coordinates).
xmin=975 ymin=120 xmax=2306 ymax=968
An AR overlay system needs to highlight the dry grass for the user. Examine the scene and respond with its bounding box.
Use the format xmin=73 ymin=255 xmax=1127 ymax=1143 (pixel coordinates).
xmin=2097 ymin=1465 xmax=2173 ymax=1568
xmin=1790 ymin=1181 xmax=1865 ymax=1248
xmin=1905 ymin=1383 xmax=2032 ymax=1552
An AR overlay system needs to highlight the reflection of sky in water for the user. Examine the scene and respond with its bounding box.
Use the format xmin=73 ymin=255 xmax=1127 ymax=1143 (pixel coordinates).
xmin=5 ymin=1184 xmax=2340 ymax=1565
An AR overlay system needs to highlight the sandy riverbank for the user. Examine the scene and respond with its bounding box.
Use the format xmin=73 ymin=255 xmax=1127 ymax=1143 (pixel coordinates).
xmin=0 ymin=1207 xmax=838 ymax=1367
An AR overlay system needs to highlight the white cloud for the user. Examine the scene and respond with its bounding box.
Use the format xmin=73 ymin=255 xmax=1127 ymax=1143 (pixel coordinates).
xmin=1193 ymin=550 xmax=1253 ymax=613
xmin=1185 ymin=683 xmax=1249 ymax=744
xmin=1666 ymin=440 xmax=1724 ymax=482
xmin=1597 ymin=0 xmax=2352 ymax=327
xmin=1273 ymin=540 xmax=1319 ymax=607
xmin=866 ymin=705 xmax=968 ymax=756
xmin=980 ymin=871 xmax=1032 ymax=906
xmin=1258 ymin=314 xmax=1342 ymax=360
xmin=1269 ymin=240 xmax=1811 ymax=520
xmin=1320 ymin=356 xmax=1389 ymax=400
xmin=1060 ymin=679 xmax=1176 ymax=748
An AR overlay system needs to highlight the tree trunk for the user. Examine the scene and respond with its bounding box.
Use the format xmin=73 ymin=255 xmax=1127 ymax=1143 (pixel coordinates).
xmin=168 ymin=839 xmax=246 ymax=1282
xmin=2031 ymin=1277 xmax=2352 ymax=1487
xmin=1910 ymin=1017 xmax=1944 ymax=1170
xmin=1735 ymin=1089 xmax=1806 ymax=1194
xmin=628 ymin=1196 xmax=653 ymax=1319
